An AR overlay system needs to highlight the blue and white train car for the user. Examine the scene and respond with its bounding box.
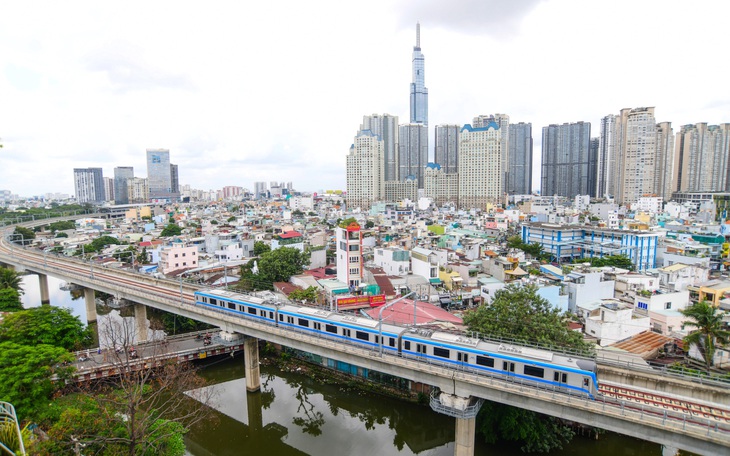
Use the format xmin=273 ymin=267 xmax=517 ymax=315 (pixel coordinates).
xmin=194 ymin=289 xmax=277 ymax=323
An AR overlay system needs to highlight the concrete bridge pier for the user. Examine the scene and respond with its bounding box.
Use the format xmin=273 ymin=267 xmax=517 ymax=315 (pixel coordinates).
xmin=454 ymin=417 xmax=476 ymax=456
xmin=662 ymin=445 xmax=679 ymax=456
xmin=84 ymin=288 xmax=97 ymax=322
xmin=38 ymin=273 xmax=50 ymax=304
xmin=134 ymin=303 xmax=148 ymax=342
xmin=244 ymin=337 xmax=261 ymax=392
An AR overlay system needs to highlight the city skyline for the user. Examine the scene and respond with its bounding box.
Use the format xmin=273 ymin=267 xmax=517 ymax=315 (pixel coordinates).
xmin=2 ymin=0 xmax=729 ymax=197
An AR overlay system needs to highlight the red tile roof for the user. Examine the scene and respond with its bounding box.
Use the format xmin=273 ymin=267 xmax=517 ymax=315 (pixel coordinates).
xmin=364 ymin=299 xmax=463 ymax=326
xmin=278 ymin=231 xmax=303 ymax=239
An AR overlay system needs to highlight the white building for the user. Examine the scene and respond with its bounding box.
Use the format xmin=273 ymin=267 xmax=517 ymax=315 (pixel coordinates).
xmin=373 ymin=247 xmax=411 ymax=276
xmin=346 ymin=130 xmax=384 ymax=210
xmin=563 ymin=269 xmax=616 ymax=314
xmin=410 ymin=246 xmax=444 ymax=284
xmin=634 ymin=196 xmax=663 ymax=215
xmin=657 ymin=263 xmax=709 ymax=291
xmin=214 ymin=241 xmax=245 ymax=262
xmin=633 ymin=289 xmax=690 ymax=336
xmin=336 ymin=221 xmax=363 ymax=288
xmin=289 ymin=196 xmax=314 ymax=211
xmin=458 ymin=124 xmax=502 ymax=210
xmin=584 ymin=300 xmax=650 ymax=346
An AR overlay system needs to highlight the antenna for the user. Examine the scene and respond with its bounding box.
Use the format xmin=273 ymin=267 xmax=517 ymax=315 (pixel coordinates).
xmin=416 ymin=22 xmax=420 ymax=48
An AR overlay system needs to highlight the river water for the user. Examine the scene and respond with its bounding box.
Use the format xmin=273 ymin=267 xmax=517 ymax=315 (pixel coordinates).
xmin=20 ymin=274 xmax=672 ymax=455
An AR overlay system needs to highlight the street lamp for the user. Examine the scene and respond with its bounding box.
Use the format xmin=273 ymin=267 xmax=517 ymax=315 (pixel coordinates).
xmin=378 ymin=291 xmax=415 ymax=357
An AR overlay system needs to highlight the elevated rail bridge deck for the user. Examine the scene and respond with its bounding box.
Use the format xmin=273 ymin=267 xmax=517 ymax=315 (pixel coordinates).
xmin=1 ymin=217 xmax=729 ymax=455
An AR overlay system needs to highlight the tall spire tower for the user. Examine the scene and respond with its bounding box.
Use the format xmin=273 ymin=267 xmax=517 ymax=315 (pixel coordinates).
xmin=409 ymin=22 xmax=428 ymax=126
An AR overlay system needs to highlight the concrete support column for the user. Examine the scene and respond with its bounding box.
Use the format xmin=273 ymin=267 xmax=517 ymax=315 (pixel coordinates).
xmin=662 ymin=445 xmax=679 ymax=456
xmin=244 ymin=337 xmax=261 ymax=392
xmin=454 ymin=417 xmax=476 ymax=456
xmin=134 ymin=303 xmax=148 ymax=342
xmin=84 ymin=288 xmax=97 ymax=322
xmin=38 ymin=273 xmax=50 ymax=304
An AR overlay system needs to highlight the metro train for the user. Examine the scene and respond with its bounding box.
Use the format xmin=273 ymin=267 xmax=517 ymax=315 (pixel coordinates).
xmin=194 ymin=289 xmax=599 ymax=398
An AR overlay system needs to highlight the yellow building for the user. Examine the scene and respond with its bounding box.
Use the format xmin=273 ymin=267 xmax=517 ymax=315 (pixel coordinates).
xmin=692 ymin=280 xmax=730 ymax=307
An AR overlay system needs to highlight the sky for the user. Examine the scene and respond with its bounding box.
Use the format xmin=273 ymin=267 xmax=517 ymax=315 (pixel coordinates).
xmin=2 ymin=0 xmax=729 ymax=198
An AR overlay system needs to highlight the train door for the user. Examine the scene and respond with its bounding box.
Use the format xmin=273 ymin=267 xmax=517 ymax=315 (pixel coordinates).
xmin=457 ymin=352 xmax=469 ymax=367
xmin=553 ymin=372 xmax=568 ymax=389
xmin=416 ymin=343 xmax=427 ymax=357
xmin=502 ymin=361 xmax=515 ymax=376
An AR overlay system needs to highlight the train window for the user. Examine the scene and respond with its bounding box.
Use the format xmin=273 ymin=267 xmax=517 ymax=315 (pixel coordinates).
xmin=269 ymin=312 xmax=274 ymax=319
xmin=404 ymin=341 xmax=411 ymax=350
xmin=200 ymin=297 xmax=207 ymax=303
xmin=355 ymin=331 xmax=369 ymax=341
xmin=433 ymin=347 xmax=450 ymax=358
xmin=389 ymin=338 xmax=395 ymax=347
xmin=228 ymin=302 xmax=235 ymax=310
xmin=279 ymin=314 xmax=283 ymax=321
xmin=314 ymin=322 xmax=321 ymax=331
xmin=524 ymin=366 xmax=544 ymax=378
xmin=503 ymin=362 xmax=515 ymax=373
xmin=343 ymin=329 xmax=351 ymax=338
xmin=554 ymin=372 xmax=567 ymax=383
xmin=476 ymin=356 xmax=494 ymax=367
xmin=248 ymin=307 xmax=256 ymax=315
xmin=298 ymin=318 xmax=310 ymax=327
xmin=325 ymin=324 xmax=337 ymax=334
xmin=210 ymin=298 xmax=217 ymax=306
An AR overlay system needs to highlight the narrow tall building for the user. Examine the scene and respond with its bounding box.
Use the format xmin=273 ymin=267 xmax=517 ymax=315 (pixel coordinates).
xmin=597 ymin=114 xmax=618 ymax=198
xmin=458 ymin=123 xmax=502 ymax=210
xmin=674 ymin=123 xmax=730 ymax=193
xmin=474 ymin=114 xmax=510 ymax=195
xmin=146 ymin=149 xmax=179 ymax=202
xmin=654 ymin=121 xmax=675 ymax=201
xmin=103 ymin=177 xmax=115 ymax=202
xmin=114 ymin=166 xmax=134 ymax=204
xmin=361 ymin=114 xmax=399 ymax=182
xmin=434 ymin=124 xmax=459 ymax=174
xmin=346 ymin=130 xmax=384 ymax=209
xmin=73 ymin=168 xmax=104 ymax=204
xmin=398 ymin=123 xmax=428 ymax=188
xmin=588 ymin=137 xmax=600 ymax=198
xmin=409 ymin=23 xmax=428 ymax=126
xmin=541 ymin=122 xmax=592 ymax=198
xmin=508 ymin=122 xmax=533 ymax=195
xmin=614 ymin=107 xmax=657 ymax=204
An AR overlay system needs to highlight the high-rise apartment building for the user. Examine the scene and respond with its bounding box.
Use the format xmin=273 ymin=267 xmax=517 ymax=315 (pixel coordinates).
xmin=146 ymin=149 xmax=179 ymax=202
xmin=458 ymin=123 xmax=502 ymax=209
xmin=674 ymin=123 xmax=730 ymax=193
xmin=398 ymin=124 xmax=428 ymax=188
xmin=424 ymin=163 xmax=459 ymax=206
xmin=254 ymin=182 xmax=267 ymax=199
xmin=614 ymin=108 xmax=657 ymax=204
xmin=597 ymin=114 xmax=617 ymax=198
xmin=588 ymin=137 xmax=600 ymax=198
xmin=73 ymin=168 xmax=104 ymax=204
xmin=346 ymin=130 xmax=384 ymax=209
xmin=434 ymin=125 xmax=459 ymax=174
xmin=409 ymin=23 xmax=428 ymax=126
xmin=114 ymin=166 xmax=134 ymax=204
xmin=541 ymin=122 xmax=592 ymax=198
xmin=654 ymin=122 xmax=675 ymax=200
xmin=103 ymin=177 xmax=115 ymax=202
xmin=170 ymin=164 xmax=179 ymax=195
xmin=507 ymin=122 xmax=533 ymax=195
xmin=127 ymin=177 xmax=149 ymax=204
xmin=473 ymin=114 xmax=510 ymax=195
xmin=361 ymin=114 xmax=399 ymax=182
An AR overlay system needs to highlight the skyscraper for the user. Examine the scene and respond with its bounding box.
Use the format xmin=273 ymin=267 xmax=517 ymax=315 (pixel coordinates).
xmin=588 ymin=137 xmax=600 ymax=198
xmin=541 ymin=122 xmax=592 ymax=198
xmin=674 ymin=123 xmax=730 ymax=193
xmin=434 ymin=125 xmax=459 ymax=174
xmin=397 ymin=124 xmax=428 ymax=188
xmin=458 ymin=123 xmax=502 ymax=209
xmin=73 ymin=168 xmax=104 ymax=204
xmin=114 ymin=166 xmax=134 ymax=204
xmin=146 ymin=148 xmax=179 ymax=202
xmin=507 ymin=122 xmax=533 ymax=195
xmin=654 ymin=121 xmax=675 ymax=200
xmin=597 ymin=114 xmax=617 ymax=198
xmin=614 ymin=108 xmax=657 ymax=204
xmin=346 ymin=129 xmax=384 ymax=209
xmin=254 ymin=182 xmax=267 ymax=199
xmin=473 ymin=114 xmax=510 ymax=195
xmin=409 ymin=23 xmax=428 ymax=126
xmin=361 ymin=114 xmax=399 ymax=182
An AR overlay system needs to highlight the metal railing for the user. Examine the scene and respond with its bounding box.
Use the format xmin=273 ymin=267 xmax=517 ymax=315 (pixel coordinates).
xmin=0 ymin=401 xmax=25 ymax=456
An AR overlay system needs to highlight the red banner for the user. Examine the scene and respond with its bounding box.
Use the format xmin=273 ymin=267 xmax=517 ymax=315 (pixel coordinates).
xmin=336 ymin=294 xmax=386 ymax=309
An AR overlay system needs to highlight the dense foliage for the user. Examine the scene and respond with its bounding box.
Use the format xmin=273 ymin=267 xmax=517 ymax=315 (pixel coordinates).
xmin=0 ymin=306 xmax=93 ymax=350
xmin=238 ymin=247 xmax=308 ymax=291
xmin=463 ymin=283 xmax=591 ymax=452
xmin=48 ymin=220 xmax=76 ymax=232
xmin=161 ymin=223 xmax=183 ymax=237
xmin=0 ymin=288 xmax=23 ymax=312
xmin=506 ymin=235 xmax=546 ymax=259
xmin=575 ymin=254 xmax=633 ymax=270
xmin=680 ymin=301 xmax=730 ymax=371
xmin=13 ymin=226 xmax=35 ymax=244
xmin=77 ymin=235 xmax=124 ymax=255
xmin=288 ymin=286 xmax=319 ymax=303
xmin=253 ymin=241 xmax=270 ymax=256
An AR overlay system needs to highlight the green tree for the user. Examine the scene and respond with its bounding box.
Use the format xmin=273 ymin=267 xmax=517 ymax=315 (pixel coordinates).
xmin=579 ymin=254 xmax=633 ymax=270
xmin=365 ymin=220 xmax=375 ymax=229
xmin=48 ymin=220 xmax=76 ymax=232
xmin=0 ymin=306 xmax=93 ymax=351
xmin=137 ymin=246 xmax=149 ymax=264
xmin=13 ymin=226 xmax=35 ymax=245
xmin=0 ymin=342 xmax=73 ymax=418
xmin=292 ymin=209 xmax=304 ymax=217
xmin=55 ymin=231 xmax=68 ymax=238
xmin=227 ymin=215 xmax=237 ymax=222
xmin=680 ymin=301 xmax=730 ymax=371
xmin=160 ymin=223 xmax=183 ymax=237
xmin=507 ymin=235 xmax=524 ymax=250
xmin=0 ymin=267 xmax=23 ymax=294
xmin=288 ymin=286 xmax=319 ymax=303
xmin=240 ymin=247 xmax=308 ymax=291
xmin=253 ymin=241 xmax=271 ymax=256
xmin=463 ymin=283 xmax=591 ymax=452
xmin=0 ymin=288 xmax=23 ymax=312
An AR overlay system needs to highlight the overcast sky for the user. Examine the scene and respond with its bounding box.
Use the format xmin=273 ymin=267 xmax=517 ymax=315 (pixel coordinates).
xmin=2 ymin=0 xmax=729 ymax=198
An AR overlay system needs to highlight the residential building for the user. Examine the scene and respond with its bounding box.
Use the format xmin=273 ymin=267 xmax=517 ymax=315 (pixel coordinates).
xmin=541 ymin=121 xmax=592 ymax=198
xmin=458 ymin=123 xmax=502 ymax=210
xmin=434 ymin=124 xmax=459 ymax=174
xmin=159 ymin=245 xmax=198 ymax=275
xmin=508 ymin=122 xmax=533 ymax=195
xmin=373 ymin=247 xmax=411 ymax=276
xmin=113 ymin=166 xmax=134 ymax=204
xmin=254 ymin=182 xmax=267 ymax=199
xmin=583 ymin=299 xmax=650 ymax=346
xmin=409 ymin=22 xmax=428 ymax=126
xmin=563 ymin=268 xmax=616 ymax=314
xmin=674 ymin=123 xmax=730 ymax=193
xmin=588 ymin=137 xmax=599 ymax=199
xmin=613 ymin=107 xmax=658 ymax=204
xmin=336 ymin=221 xmax=363 ymax=288
xmin=383 ymin=178 xmax=417 ymax=203
xmin=103 ymin=177 xmax=115 ymax=202
xmin=473 ymin=114 xmax=510 ymax=195
xmin=654 ymin=122 xmax=675 ymax=200
xmin=398 ymin=123 xmax=428 ymax=187
xmin=127 ymin=177 xmax=149 ymax=204
xmin=361 ymin=114 xmax=399 ymax=182
xmin=346 ymin=130 xmax=384 ymax=210
xmin=271 ymin=231 xmax=305 ymax=252
xmin=657 ymin=263 xmax=709 ymax=291
xmin=146 ymin=148 xmax=179 ymax=202
xmin=633 ymin=290 xmax=690 ymax=336
xmin=73 ymin=168 xmax=105 ymax=204
xmin=423 ymin=163 xmax=459 ymax=207
xmin=410 ymin=246 xmax=444 ymax=284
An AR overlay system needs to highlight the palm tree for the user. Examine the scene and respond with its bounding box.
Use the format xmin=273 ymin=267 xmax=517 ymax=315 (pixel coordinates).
xmin=680 ymin=301 xmax=730 ymax=371
xmin=0 ymin=267 xmax=23 ymax=295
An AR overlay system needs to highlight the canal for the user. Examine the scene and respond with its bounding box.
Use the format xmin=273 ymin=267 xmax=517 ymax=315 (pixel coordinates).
xmin=20 ymin=274 xmax=674 ymax=455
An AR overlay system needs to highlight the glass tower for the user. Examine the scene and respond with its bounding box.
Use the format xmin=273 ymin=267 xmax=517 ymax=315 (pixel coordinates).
xmin=409 ymin=23 xmax=428 ymax=126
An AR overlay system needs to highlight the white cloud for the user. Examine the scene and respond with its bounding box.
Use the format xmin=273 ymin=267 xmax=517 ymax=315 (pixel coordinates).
xmin=1 ymin=0 xmax=729 ymax=197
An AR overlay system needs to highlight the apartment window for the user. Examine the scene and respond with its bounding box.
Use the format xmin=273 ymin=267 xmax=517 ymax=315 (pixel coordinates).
xmin=174 ymin=254 xmax=179 ymax=258
xmin=665 ymin=302 xmax=672 ymax=310
xmin=182 ymin=252 xmax=186 ymax=257
xmin=349 ymin=268 xmax=359 ymax=275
